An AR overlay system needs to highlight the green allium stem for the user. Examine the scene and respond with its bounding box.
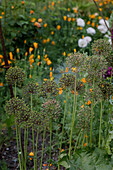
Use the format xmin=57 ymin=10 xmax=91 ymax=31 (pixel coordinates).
xmin=99 ymin=100 xmax=103 ymax=148
xmin=89 ymin=76 xmax=95 ymax=148
xmin=69 ymin=70 xmax=77 ymax=159
xmin=31 ymin=93 xmax=32 ymax=111
xmin=35 ymin=129 xmax=39 ymax=169
xmin=16 ymin=124 xmax=22 ymax=170
xmin=78 ymin=130 xmax=83 ymax=149
xmin=24 ymin=128 xmax=27 ymax=170
xmin=49 ymin=118 xmax=52 ymax=170
xmin=58 ymin=92 xmax=68 ymax=170
xmin=40 ymin=128 xmax=46 ymax=170
xmin=74 ymin=129 xmax=82 ymax=152
xmin=82 ymin=131 xmax=86 ymax=148
xmin=19 ymin=127 xmax=24 ymax=169
xmin=32 ymin=128 xmax=35 ymax=170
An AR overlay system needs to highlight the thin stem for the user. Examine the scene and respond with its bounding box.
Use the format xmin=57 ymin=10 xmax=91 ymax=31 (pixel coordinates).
xmin=31 ymin=93 xmax=32 ymax=111
xmin=49 ymin=118 xmax=52 ymax=170
xmin=69 ymin=70 xmax=77 ymax=159
xmin=35 ymin=129 xmax=39 ymax=170
xmin=89 ymin=76 xmax=95 ymax=148
xmin=24 ymin=128 xmax=27 ymax=170
xmin=58 ymin=92 xmax=68 ymax=170
xmin=32 ymin=128 xmax=35 ymax=170
xmin=77 ymin=130 xmax=83 ymax=149
xmin=82 ymin=131 xmax=86 ymax=148
xmin=40 ymin=128 xmax=46 ymax=170
xmin=19 ymin=127 xmax=24 ymax=169
xmin=99 ymin=100 xmax=103 ymax=148
xmin=74 ymin=129 xmax=82 ymax=152
xmin=16 ymin=124 xmax=22 ymax=170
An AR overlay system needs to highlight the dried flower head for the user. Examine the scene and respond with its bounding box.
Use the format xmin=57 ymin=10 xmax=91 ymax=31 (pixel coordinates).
xmin=59 ymin=74 xmax=75 ymax=91
xmin=83 ymin=55 xmax=108 ymax=82
xmin=98 ymin=82 xmax=113 ymax=99
xmin=41 ymin=99 xmax=62 ymax=120
xmin=5 ymin=67 xmax=25 ymax=85
xmin=5 ymin=97 xmax=30 ymax=127
xmin=91 ymin=39 xmax=112 ymax=56
xmin=66 ymin=52 xmax=86 ymax=70
xmin=23 ymin=81 xmax=40 ymax=95
xmin=28 ymin=111 xmax=48 ymax=131
xmin=40 ymin=80 xmax=58 ymax=97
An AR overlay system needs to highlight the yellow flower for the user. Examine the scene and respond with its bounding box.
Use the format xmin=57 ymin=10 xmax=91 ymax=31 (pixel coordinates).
xmin=50 ymin=67 xmax=52 ymax=71
xmin=57 ymin=25 xmax=61 ymax=30
xmin=72 ymin=67 xmax=76 ymax=72
xmin=29 ymin=47 xmax=33 ymax=53
xmin=85 ymin=102 xmax=87 ymax=105
xmin=90 ymin=89 xmax=93 ymax=92
xmin=24 ymin=40 xmax=26 ymax=44
xmin=61 ymin=70 xmax=63 ymax=73
xmin=1 ymin=61 xmax=5 ymax=65
xmin=30 ymin=10 xmax=34 ymax=14
xmin=52 ymin=2 xmax=55 ymax=6
xmin=44 ymin=54 xmax=47 ymax=58
xmin=0 ymin=16 xmax=3 ymax=19
xmin=29 ymin=54 xmax=34 ymax=60
xmin=88 ymin=100 xmax=91 ymax=105
xmin=43 ymin=23 xmax=47 ymax=27
xmin=38 ymin=55 xmax=40 ymax=59
xmin=9 ymin=52 xmax=13 ymax=60
xmin=74 ymin=49 xmax=76 ymax=53
xmin=47 ymin=59 xmax=52 ymax=65
xmin=84 ymin=143 xmax=87 ymax=147
xmin=99 ymin=2 xmax=103 ymax=6
xmin=99 ymin=8 xmax=102 ymax=11
xmin=0 ymin=55 xmax=3 ymax=59
xmin=52 ymin=41 xmax=55 ymax=45
xmin=31 ymin=18 xmax=36 ymax=23
xmin=98 ymin=16 xmax=102 ymax=20
xmin=74 ymin=9 xmax=77 ymax=13
xmin=43 ymin=39 xmax=47 ymax=44
xmin=105 ymin=17 xmax=109 ymax=20
xmin=87 ymin=21 xmax=90 ymax=25
xmin=0 ymin=82 xmax=4 ymax=86
xmin=51 ymin=31 xmax=54 ymax=35
xmin=91 ymin=22 xmax=95 ymax=27
xmin=81 ymin=105 xmax=84 ymax=108
xmin=62 ymin=52 xmax=66 ymax=56
xmin=59 ymin=88 xmax=63 ymax=95
xmin=29 ymin=75 xmax=32 ymax=78
xmin=67 ymin=53 xmax=70 ymax=57
xmin=21 ymin=1 xmax=25 ymax=5
xmin=29 ymin=152 xmax=34 ymax=156
xmin=25 ymin=52 xmax=28 ymax=57
xmin=17 ymin=48 xmax=19 ymax=53
xmin=65 ymin=67 xmax=68 ymax=73
xmin=72 ymin=18 xmax=75 ymax=22
xmin=43 ymin=5 xmax=47 ymax=10
xmin=63 ymin=16 xmax=67 ymax=21
xmin=37 ymin=62 xmax=41 ymax=66
xmin=44 ymin=78 xmax=48 ymax=81
xmin=67 ymin=8 xmax=70 ymax=11
xmin=50 ymin=72 xmax=52 ymax=78
xmin=33 ymin=42 xmax=38 ymax=49
xmin=68 ymin=17 xmax=71 ymax=22
xmin=38 ymin=18 xmax=42 ymax=23
xmin=0 ymin=59 xmax=1 ymax=63
xmin=82 ymin=35 xmax=84 ymax=39
xmin=2 ymin=12 xmax=5 ymax=15
xmin=80 ymin=27 xmax=83 ymax=30
xmin=81 ymin=78 xmax=86 ymax=83
xmin=47 ymin=38 xmax=50 ymax=42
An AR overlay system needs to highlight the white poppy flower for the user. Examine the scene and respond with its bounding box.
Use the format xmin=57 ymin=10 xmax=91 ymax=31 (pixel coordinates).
xmin=99 ymin=19 xmax=109 ymax=27
xmin=87 ymin=27 xmax=96 ymax=35
xmin=97 ymin=25 xmax=107 ymax=34
xmin=78 ymin=39 xmax=87 ymax=48
xmin=104 ymin=34 xmax=110 ymax=38
xmin=84 ymin=36 xmax=92 ymax=44
xmin=77 ymin=18 xmax=85 ymax=27
xmin=108 ymin=38 xmax=112 ymax=45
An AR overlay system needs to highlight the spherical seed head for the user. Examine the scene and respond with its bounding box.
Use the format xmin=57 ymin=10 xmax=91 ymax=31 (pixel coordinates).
xmin=28 ymin=111 xmax=49 ymax=131
xmin=40 ymin=80 xmax=58 ymax=97
xmin=98 ymin=82 xmax=113 ymax=99
xmin=66 ymin=52 xmax=86 ymax=69
xmin=91 ymin=39 xmax=112 ymax=57
xmin=23 ymin=81 xmax=40 ymax=95
xmin=83 ymin=55 xmax=108 ymax=82
xmin=41 ymin=99 xmax=62 ymax=120
xmin=5 ymin=97 xmax=30 ymax=127
xmin=59 ymin=73 xmax=75 ymax=91
xmin=5 ymin=66 xmax=25 ymax=85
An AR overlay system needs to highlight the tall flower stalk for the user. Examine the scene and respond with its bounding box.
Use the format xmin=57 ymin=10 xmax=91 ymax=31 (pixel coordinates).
xmin=69 ymin=69 xmax=77 ymax=159
xmin=98 ymin=100 xmax=103 ymax=148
